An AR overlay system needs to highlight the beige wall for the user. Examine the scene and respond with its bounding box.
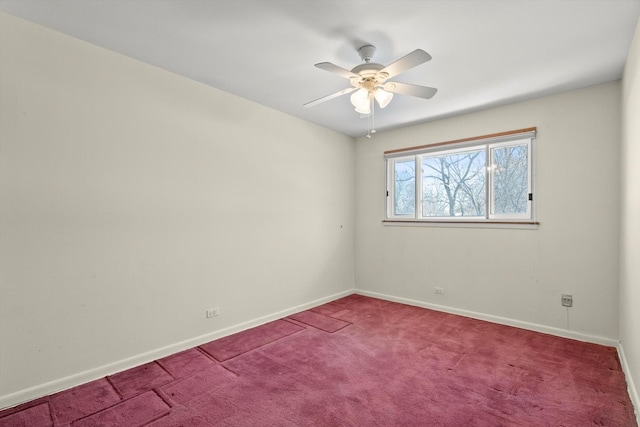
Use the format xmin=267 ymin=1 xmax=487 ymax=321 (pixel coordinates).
xmin=620 ymin=17 xmax=640 ymax=418
xmin=0 ymin=13 xmax=355 ymax=406
xmin=355 ymin=82 xmax=621 ymax=342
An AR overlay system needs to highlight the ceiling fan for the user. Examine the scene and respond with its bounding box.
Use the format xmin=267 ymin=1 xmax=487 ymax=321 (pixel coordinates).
xmin=304 ymin=44 xmax=437 ymax=115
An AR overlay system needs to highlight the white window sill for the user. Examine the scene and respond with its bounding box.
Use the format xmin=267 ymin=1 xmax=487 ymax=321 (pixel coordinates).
xmin=382 ymin=220 xmax=539 ymax=230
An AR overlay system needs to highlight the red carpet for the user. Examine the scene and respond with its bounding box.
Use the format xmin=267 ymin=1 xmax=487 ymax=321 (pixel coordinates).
xmin=0 ymin=295 xmax=636 ymax=426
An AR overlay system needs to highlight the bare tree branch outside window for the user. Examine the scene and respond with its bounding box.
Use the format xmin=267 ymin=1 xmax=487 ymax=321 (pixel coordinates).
xmin=394 ymin=161 xmax=415 ymax=215
xmin=492 ymin=145 xmax=528 ymax=215
xmin=422 ymin=150 xmax=486 ymax=217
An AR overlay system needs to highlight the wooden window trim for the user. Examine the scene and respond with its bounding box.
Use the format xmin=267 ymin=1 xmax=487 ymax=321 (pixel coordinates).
xmin=384 ymin=127 xmax=537 ymax=156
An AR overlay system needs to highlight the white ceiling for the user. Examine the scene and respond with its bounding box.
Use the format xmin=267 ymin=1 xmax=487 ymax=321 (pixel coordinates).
xmin=1 ymin=0 xmax=639 ymax=137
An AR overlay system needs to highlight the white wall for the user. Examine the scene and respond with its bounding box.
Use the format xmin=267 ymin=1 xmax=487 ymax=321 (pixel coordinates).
xmin=355 ymin=82 xmax=621 ymax=342
xmin=620 ymin=17 xmax=640 ymax=416
xmin=0 ymin=12 xmax=355 ymax=407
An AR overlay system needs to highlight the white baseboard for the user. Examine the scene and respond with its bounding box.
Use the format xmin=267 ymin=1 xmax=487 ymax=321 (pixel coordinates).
xmin=355 ymin=290 xmax=619 ymax=347
xmin=617 ymin=342 xmax=640 ymax=425
xmin=0 ymin=289 xmax=354 ymax=410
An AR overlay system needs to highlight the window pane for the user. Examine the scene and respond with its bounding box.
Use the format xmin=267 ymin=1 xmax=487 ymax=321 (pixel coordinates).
xmin=421 ymin=149 xmax=486 ymax=217
xmin=394 ymin=160 xmax=415 ymax=216
xmin=491 ymin=144 xmax=528 ymax=215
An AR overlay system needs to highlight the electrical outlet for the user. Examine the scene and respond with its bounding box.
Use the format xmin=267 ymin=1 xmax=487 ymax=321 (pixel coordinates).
xmin=434 ymin=287 xmax=445 ymax=295
xmin=561 ymin=294 xmax=573 ymax=307
xmin=206 ymin=307 xmax=220 ymax=318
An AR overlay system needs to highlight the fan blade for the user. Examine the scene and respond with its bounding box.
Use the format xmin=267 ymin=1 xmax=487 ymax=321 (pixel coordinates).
xmin=303 ymin=87 xmax=357 ymax=108
xmin=380 ymin=49 xmax=432 ymax=79
xmin=315 ymin=62 xmax=359 ymax=79
xmin=383 ymin=82 xmax=438 ymax=99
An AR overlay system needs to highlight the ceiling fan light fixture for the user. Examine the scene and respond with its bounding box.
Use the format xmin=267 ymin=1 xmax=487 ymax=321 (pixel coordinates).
xmin=350 ymin=88 xmax=370 ymax=112
xmin=374 ymin=88 xmax=394 ymax=108
xmin=354 ymin=101 xmax=371 ymax=115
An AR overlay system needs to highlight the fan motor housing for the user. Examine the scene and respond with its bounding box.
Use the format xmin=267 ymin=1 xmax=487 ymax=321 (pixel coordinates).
xmin=351 ymin=62 xmax=384 ymax=75
xmin=349 ymin=63 xmax=389 ymax=89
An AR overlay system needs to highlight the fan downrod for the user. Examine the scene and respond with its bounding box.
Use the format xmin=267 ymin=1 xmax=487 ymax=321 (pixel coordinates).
xmin=357 ymin=45 xmax=376 ymax=63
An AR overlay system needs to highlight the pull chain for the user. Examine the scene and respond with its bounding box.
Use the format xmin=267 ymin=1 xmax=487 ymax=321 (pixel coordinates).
xmin=366 ymin=96 xmax=376 ymax=139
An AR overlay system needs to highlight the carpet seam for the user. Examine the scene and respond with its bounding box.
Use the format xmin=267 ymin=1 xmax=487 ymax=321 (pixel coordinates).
xmin=289 ymin=319 xmax=351 ymax=334
xmin=136 ymin=390 xmax=171 ymax=427
xmin=287 ymin=310 xmax=353 ymax=333
xmin=195 ymin=346 xmax=223 ymax=365
xmin=104 ymin=376 xmax=124 ymax=400
xmin=201 ymin=325 xmax=306 ymax=363
xmin=281 ymin=317 xmax=309 ymax=329
xmin=154 ymin=361 xmax=176 ymax=382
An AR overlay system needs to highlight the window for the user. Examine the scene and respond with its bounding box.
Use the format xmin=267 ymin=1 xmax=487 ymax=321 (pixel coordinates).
xmin=385 ymin=128 xmax=536 ymax=224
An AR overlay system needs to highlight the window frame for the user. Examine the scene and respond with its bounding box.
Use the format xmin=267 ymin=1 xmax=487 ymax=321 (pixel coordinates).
xmin=384 ymin=128 xmax=537 ymax=226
